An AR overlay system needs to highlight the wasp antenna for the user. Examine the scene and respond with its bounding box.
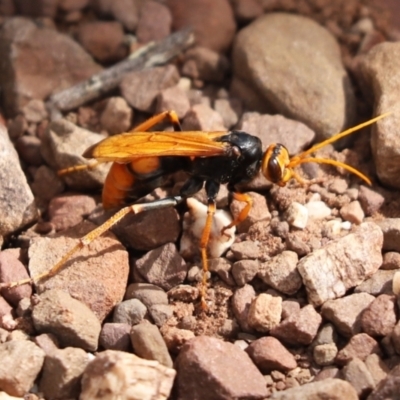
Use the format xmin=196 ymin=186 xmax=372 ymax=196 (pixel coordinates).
xmin=57 ymin=160 xmax=101 ymax=176
xmin=297 ymin=112 xmax=391 ymax=160
xmin=293 ymin=156 xmax=372 ymax=185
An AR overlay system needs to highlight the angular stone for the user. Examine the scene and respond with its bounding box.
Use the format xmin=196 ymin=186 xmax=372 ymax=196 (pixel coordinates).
xmin=32 ymin=289 xmax=101 ymax=351
xmin=298 ymin=222 xmax=383 ymax=306
xmin=247 ymin=293 xmax=282 ymax=332
xmin=270 ymin=304 xmax=322 ymax=346
xmin=341 ymin=358 xmax=375 ymax=398
xmin=135 ymin=243 xmax=187 ymax=291
xmin=336 ymin=333 xmax=381 ymax=365
xmin=246 ymin=336 xmax=297 ymax=373
xmin=120 ymin=65 xmax=180 ymax=113
xmin=80 ymin=350 xmax=176 ymax=400
xmin=360 ymin=294 xmax=397 ymax=337
xmin=130 ymin=321 xmax=173 ymax=368
xmin=39 ymin=347 xmax=89 ymax=400
xmin=258 ymin=251 xmax=302 ymax=295
xmin=269 ymin=378 xmax=357 ymax=400
xmin=0 ymin=340 xmax=45 ymax=397
xmin=175 ymin=336 xmax=268 ymax=399
xmin=0 ymin=125 xmax=37 ymax=236
xmin=41 ymin=119 xmax=109 ymax=190
xmin=28 ymin=221 xmax=129 ymax=322
xmin=321 ymin=293 xmax=375 ymax=337
xmin=358 ymin=42 xmax=400 ymax=188
xmin=99 ymin=323 xmax=131 ymax=352
xmin=125 ymin=283 xmax=168 ymax=308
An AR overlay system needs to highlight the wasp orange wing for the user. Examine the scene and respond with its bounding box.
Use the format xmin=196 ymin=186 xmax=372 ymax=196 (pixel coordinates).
xmin=83 ymin=131 xmax=229 ymax=162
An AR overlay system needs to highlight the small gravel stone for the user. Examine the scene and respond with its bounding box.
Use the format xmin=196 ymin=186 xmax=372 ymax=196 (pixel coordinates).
xmin=376 ymin=218 xmax=400 ymax=252
xmin=258 ymin=251 xmax=302 ymax=295
xmin=148 ymin=304 xmax=173 ymax=327
xmin=281 ymin=300 xmax=301 ymax=320
xmin=182 ymin=46 xmax=230 ymax=83
xmin=41 ymin=119 xmax=109 ymax=190
xmin=246 ymin=336 xmax=297 ymax=373
xmin=80 ymin=350 xmax=176 ymax=400
xmin=47 ymin=194 xmax=97 ymax=232
xmin=15 ymin=135 xmax=43 ymax=166
xmin=100 ymin=96 xmax=132 ymax=135
xmin=270 ymin=304 xmax=322 ymax=346
xmin=312 ymin=323 xmax=337 ymax=347
xmin=136 ymin=0 xmax=172 ymax=44
xmin=32 ymin=289 xmax=101 ymax=351
xmin=230 ymin=240 xmax=260 ymax=260
xmin=336 ymin=333 xmax=381 ymax=365
xmin=382 ymin=252 xmax=400 ymax=270
xmin=0 ymin=250 xmax=32 ymax=306
xmin=175 ymin=336 xmax=268 ymax=399
xmin=285 ymin=202 xmax=308 ymax=229
xmin=231 ymin=284 xmax=256 ymax=332
xmin=0 ymin=340 xmax=45 ymax=397
xmin=314 ymin=366 xmax=340 ymax=381
xmin=360 ymin=294 xmax=397 ymax=337
xmin=39 ymin=347 xmax=89 ymax=400
xmin=358 ymin=185 xmax=385 ymax=215
xmin=341 ymin=358 xmax=375 ymax=398
xmin=113 ymin=298 xmax=148 ymax=325
xmin=135 ymin=243 xmax=187 ymax=291
xmin=321 ymin=293 xmax=375 ymax=337
xmin=305 ymin=200 xmax=331 ymax=220
xmin=390 ymin=320 xmax=400 ymax=355
xmin=367 ymin=364 xmax=400 ymax=400
xmin=354 ymin=269 xmax=397 ymax=295
xmin=130 ymin=320 xmax=173 ymax=368
xmin=214 ymin=98 xmax=242 ymax=129
xmin=125 ymin=283 xmax=168 ymax=307
xmin=28 ymin=221 xmax=129 ymax=322
xmin=393 ymin=270 xmax=400 ymax=296
xmin=269 ymin=378 xmax=357 ymax=399
xmin=364 ymin=353 xmax=389 ymax=387
xmin=99 ymin=323 xmax=131 ymax=352
xmin=340 ymin=201 xmax=364 ymax=224
xmin=328 ymin=178 xmax=348 ymax=194
xmin=161 ymin=326 xmax=195 ymax=354
xmin=33 ymin=333 xmax=60 ymax=355
xmin=298 ymin=222 xmax=383 ymax=306
xmin=167 ymin=285 xmax=199 ymax=303
xmin=120 ymin=65 xmax=180 ymax=113
xmin=313 ymin=343 xmax=338 ymax=366
xmin=232 ymin=259 xmax=259 ymax=286
xmin=156 ymin=85 xmax=190 ymax=119
xmin=209 ymin=258 xmax=235 ymax=286
xmin=247 ymin=293 xmax=282 ymax=333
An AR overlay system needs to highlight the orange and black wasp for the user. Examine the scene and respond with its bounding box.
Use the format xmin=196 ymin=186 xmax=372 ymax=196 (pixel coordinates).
xmin=3 ymin=110 xmax=390 ymax=309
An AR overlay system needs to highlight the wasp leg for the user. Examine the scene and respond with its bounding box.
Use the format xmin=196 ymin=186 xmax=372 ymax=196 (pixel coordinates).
xmin=58 ymin=159 xmax=103 ymax=176
xmin=199 ymin=199 xmax=216 ymax=310
xmin=1 ymin=196 xmax=183 ymax=289
xmin=221 ymin=192 xmax=253 ymax=237
xmin=130 ymin=110 xmax=182 ymax=132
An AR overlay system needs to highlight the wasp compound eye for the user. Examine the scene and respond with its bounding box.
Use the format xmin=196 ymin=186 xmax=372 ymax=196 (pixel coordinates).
xmin=261 ymin=143 xmax=290 ymax=184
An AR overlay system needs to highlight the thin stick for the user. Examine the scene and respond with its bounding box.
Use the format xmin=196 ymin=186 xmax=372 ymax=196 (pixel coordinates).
xmin=47 ymin=28 xmax=194 ymax=113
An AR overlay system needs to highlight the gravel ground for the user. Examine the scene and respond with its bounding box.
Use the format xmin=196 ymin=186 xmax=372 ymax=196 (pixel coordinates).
xmin=0 ymin=0 xmax=400 ymax=399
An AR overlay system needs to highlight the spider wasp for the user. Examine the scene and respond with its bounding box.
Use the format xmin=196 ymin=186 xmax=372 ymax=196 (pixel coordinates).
xmin=2 ymin=110 xmax=390 ymax=309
